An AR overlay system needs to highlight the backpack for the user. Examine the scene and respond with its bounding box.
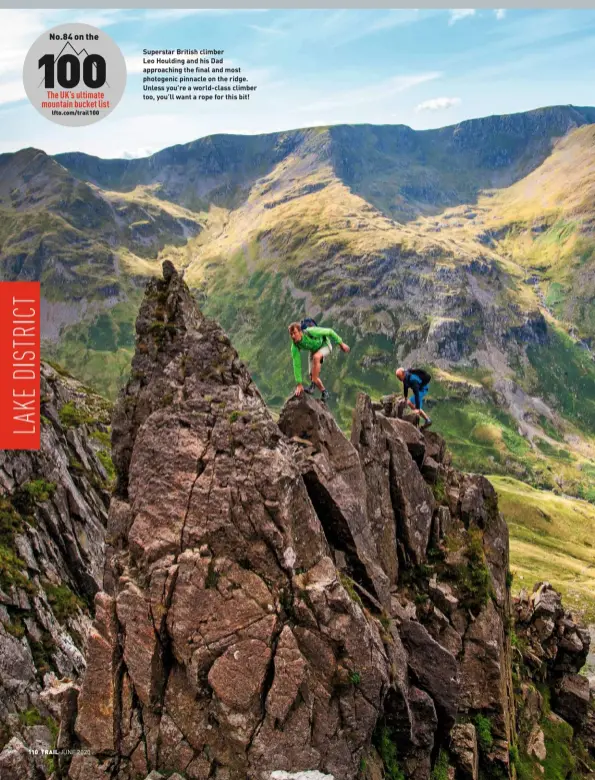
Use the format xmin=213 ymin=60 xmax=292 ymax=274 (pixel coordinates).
xmin=411 ymin=367 xmax=431 ymax=386
xmin=300 ymin=317 xmax=317 ymax=331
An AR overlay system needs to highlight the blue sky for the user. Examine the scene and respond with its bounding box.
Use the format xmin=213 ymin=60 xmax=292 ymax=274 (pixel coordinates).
xmin=0 ymin=8 xmax=594 ymax=158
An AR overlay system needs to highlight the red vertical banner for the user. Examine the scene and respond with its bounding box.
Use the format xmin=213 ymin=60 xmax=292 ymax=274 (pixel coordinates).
xmin=0 ymin=282 xmax=40 ymax=451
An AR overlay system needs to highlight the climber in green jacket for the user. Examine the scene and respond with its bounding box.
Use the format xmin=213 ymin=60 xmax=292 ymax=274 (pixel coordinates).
xmin=289 ymin=321 xmax=350 ymax=402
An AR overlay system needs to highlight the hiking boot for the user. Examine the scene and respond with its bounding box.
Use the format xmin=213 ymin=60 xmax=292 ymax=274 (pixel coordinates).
xmin=304 ymin=382 xmax=316 ymax=394
xmin=422 ymin=418 xmax=433 ymax=429
xmin=321 ymin=389 xmax=330 ymax=403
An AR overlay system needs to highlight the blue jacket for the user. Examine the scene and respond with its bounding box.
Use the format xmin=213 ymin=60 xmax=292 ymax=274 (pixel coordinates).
xmin=403 ymin=370 xmax=427 ymax=410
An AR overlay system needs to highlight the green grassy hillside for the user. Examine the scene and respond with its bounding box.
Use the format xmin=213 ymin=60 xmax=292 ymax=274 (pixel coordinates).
xmin=492 ymin=476 xmax=595 ymax=619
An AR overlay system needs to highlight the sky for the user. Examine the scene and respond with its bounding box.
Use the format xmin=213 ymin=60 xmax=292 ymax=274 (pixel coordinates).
xmin=0 ymin=7 xmax=594 ymax=159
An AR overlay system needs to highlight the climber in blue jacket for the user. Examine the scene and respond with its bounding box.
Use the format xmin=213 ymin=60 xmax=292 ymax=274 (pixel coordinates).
xmin=395 ymin=367 xmax=433 ymax=429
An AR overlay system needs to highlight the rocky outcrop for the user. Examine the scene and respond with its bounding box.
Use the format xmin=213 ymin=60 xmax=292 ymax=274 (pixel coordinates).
xmin=278 ymin=394 xmax=391 ymax=607
xmin=511 ymin=582 xmax=595 ymax=772
xmin=65 ymin=262 xmax=524 ymax=780
xmin=514 ymin=582 xmax=590 ymax=677
xmin=3 ymin=263 xmax=594 ymax=780
xmin=0 ymin=362 xmax=112 ymax=777
xmin=70 ymin=263 xmax=393 ymax=780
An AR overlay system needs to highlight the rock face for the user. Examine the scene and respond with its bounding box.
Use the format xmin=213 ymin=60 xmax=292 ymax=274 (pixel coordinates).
xmin=2 ymin=263 xmax=593 ymax=780
xmin=70 ymin=264 xmax=391 ymax=780
xmin=513 ymin=582 xmax=595 ymax=763
xmin=66 ymin=263 xmax=524 ymax=780
xmin=0 ymin=362 xmax=112 ymax=776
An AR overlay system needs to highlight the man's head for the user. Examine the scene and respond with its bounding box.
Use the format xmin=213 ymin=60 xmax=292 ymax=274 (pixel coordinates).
xmin=288 ymin=322 xmax=303 ymax=344
xmin=395 ymin=367 xmax=406 ymax=382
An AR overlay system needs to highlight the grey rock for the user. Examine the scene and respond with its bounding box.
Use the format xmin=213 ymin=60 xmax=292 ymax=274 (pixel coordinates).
xmin=422 ymin=431 xmax=446 ymax=464
xmin=0 ymin=736 xmax=37 ymax=780
xmin=531 ymin=582 xmax=563 ymax=621
xmin=421 ymin=457 xmax=440 ymax=485
xmin=399 ymin=619 xmax=460 ymax=728
xmin=279 ymin=394 xmax=391 ymax=607
xmin=553 ymin=674 xmax=590 ymax=727
xmin=382 ymin=417 xmax=435 ymax=565
xmin=73 ymin=266 xmax=392 ymax=780
xmin=449 ymin=723 xmax=478 ymax=780
xmin=526 ymin=725 xmax=547 ymax=761
xmin=351 ymin=393 xmax=400 ymax=584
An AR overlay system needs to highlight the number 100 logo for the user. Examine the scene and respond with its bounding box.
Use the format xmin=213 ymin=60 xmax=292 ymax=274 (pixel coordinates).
xmin=38 ymin=51 xmax=107 ymax=89
xmin=23 ymin=22 xmax=127 ymax=127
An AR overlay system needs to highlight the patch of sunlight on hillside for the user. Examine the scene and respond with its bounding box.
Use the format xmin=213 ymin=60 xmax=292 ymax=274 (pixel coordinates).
xmin=477 ymin=125 xmax=595 ymax=224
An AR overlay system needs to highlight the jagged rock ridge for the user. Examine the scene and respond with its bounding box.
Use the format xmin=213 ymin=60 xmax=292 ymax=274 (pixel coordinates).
xmin=65 ymin=263 xmax=594 ymax=780
xmin=0 ymin=362 xmax=112 ymax=779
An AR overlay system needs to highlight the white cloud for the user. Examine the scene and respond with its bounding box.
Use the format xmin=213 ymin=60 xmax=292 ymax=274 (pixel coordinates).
xmin=494 ymin=9 xmax=506 ymax=20
xmin=124 ymin=55 xmax=145 ymax=75
xmin=416 ymin=96 xmax=461 ymax=112
xmin=0 ymin=10 xmax=51 ymax=77
xmin=75 ymin=10 xmax=136 ymax=28
xmin=328 ymin=9 xmax=424 ymax=48
xmin=302 ymin=72 xmax=441 ymax=112
xmin=366 ymin=9 xmax=421 ymax=33
xmin=448 ymin=9 xmax=476 ymax=25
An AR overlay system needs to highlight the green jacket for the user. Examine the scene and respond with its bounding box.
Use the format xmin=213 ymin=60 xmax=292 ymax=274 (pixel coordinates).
xmin=291 ymin=326 xmax=343 ymax=383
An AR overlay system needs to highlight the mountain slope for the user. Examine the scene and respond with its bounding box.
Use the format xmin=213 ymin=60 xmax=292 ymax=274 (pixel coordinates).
xmin=56 ymin=104 xmax=595 ymax=219
xmin=0 ymin=147 xmax=205 ymax=395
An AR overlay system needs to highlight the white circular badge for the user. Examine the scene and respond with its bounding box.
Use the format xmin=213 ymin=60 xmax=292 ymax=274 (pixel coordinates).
xmin=23 ymin=23 xmax=127 ymax=127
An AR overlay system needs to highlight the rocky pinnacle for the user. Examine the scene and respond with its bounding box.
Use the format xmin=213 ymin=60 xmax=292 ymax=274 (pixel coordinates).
xmin=67 ymin=261 xmax=547 ymax=780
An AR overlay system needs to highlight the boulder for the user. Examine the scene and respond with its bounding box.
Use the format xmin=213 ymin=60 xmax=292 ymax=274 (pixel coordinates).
xmin=421 ymin=457 xmax=439 ymax=485
xmin=531 ymin=583 xmax=563 ymax=622
xmin=422 ymin=431 xmax=446 ymax=463
xmin=553 ymin=674 xmax=590 ymax=728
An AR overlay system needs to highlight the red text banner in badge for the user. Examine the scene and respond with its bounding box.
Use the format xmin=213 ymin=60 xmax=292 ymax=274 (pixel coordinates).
xmin=0 ymin=282 xmax=40 ymax=451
